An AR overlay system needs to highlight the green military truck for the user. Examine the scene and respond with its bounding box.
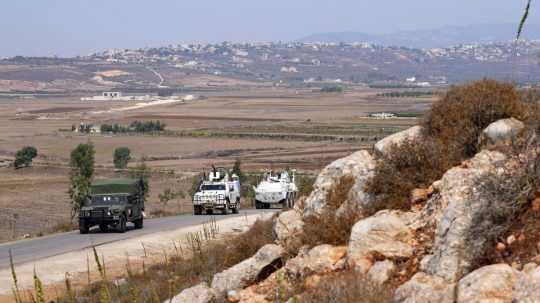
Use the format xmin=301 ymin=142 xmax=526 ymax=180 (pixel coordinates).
xmin=79 ymin=178 xmax=145 ymax=234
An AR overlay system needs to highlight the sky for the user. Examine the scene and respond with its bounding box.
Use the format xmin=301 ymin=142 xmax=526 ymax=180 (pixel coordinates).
xmin=0 ymin=0 xmax=537 ymax=57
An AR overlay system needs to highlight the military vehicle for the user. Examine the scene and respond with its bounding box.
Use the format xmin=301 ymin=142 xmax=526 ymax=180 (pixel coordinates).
xmin=254 ymin=170 xmax=297 ymax=209
xmin=79 ymin=178 xmax=145 ymax=234
xmin=192 ymin=166 xmax=241 ymax=215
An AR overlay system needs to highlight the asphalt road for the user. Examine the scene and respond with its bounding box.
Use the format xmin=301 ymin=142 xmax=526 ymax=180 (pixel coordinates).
xmin=0 ymin=209 xmax=277 ymax=269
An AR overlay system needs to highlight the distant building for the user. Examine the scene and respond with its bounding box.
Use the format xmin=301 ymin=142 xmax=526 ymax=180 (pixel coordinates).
xmin=102 ymin=92 xmax=122 ymax=98
xmin=369 ymin=112 xmax=396 ymax=119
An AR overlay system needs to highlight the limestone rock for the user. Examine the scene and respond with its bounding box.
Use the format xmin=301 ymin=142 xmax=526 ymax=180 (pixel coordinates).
xmin=367 ymin=260 xmax=395 ymax=284
xmin=393 ymin=272 xmax=454 ymax=303
xmin=421 ymin=150 xmax=508 ymax=281
xmin=374 ymin=125 xmax=423 ymax=156
xmin=285 ymin=244 xmax=347 ymax=281
xmin=303 ymin=150 xmax=376 ymax=217
xmin=273 ymin=209 xmax=303 ymax=246
xmin=411 ymin=188 xmax=429 ymax=204
xmin=457 ymin=264 xmax=518 ymax=303
xmin=479 ymin=118 xmax=524 ymax=148
xmin=348 ymin=211 xmax=414 ymax=265
xmin=170 ymin=283 xmax=215 ymax=303
xmin=211 ymin=244 xmax=284 ymax=296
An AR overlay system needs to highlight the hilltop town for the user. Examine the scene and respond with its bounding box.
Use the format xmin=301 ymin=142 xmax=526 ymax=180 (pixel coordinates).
xmin=2 ymin=40 xmax=540 ymax=94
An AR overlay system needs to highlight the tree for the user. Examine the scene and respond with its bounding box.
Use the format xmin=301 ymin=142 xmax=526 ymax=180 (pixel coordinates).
xmin=14 ymin=146 xmax=37 ymax=169
xmin=129 ymin=159 xmax=150 ymax=199
xmin=113 ymin=147 xmax=131 ymax=169
xmin=69 ymin=143 xmax=95 ymax=220
xmin=231 ymin=158 xmax=246 ymax=183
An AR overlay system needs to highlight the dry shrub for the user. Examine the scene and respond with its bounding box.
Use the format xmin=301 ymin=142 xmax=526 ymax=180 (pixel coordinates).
xmin=53 ymin=217 xmax=275 ymax=303
xmin=299 ymin=176 xmax=359 ymax=247
xmin=366 ymin=79 xmax=528 ymax=214
xmin=297 ymin=270 xmax=393 ymax=303
xmin=365 ymin=139 xmax=449 ymax=215
xmin=423 ymin=79 xmax=526 ymax=160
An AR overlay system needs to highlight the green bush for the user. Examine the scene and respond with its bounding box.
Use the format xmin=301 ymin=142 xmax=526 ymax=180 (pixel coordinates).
xmin=113 ymin=147 xmax=131 ymax=169
xmin=14 ymin=146 xmax=37 ymax=169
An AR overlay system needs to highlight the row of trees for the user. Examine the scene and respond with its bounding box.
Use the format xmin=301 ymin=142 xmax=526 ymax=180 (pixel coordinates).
xmin=100 ymin=120 xmax=166 ymax=134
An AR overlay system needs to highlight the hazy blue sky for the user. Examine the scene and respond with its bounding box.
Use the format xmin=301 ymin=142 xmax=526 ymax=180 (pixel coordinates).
xmin=0 ymin=0 xmax=537 ymax=57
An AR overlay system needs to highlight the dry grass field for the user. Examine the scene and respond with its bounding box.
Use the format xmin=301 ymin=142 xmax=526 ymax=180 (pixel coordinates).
xmin=0 ymin=86 xmax=433 ymax=241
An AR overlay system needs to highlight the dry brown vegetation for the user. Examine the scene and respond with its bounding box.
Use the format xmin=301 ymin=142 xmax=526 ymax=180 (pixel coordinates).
xmin=12 ymin=217 xmax=275 ymax=303
xmin=296 ymin=270 xmax=393 ymax=303
xmin=299 ymin=176 xmax=360 ymax=247
xmin=366 ymin=79 xmax=530 ymax=212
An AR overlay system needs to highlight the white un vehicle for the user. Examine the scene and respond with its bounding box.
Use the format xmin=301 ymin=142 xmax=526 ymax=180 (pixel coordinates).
xmin=254 ymin=170 xmax=298 ymax=209
xmin=192 ymin=166 xmax=240 ymax=215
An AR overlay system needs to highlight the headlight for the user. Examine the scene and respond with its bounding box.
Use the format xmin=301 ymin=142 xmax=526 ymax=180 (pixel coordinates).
xmin=107 ymin=211 xmax=112 ymax=216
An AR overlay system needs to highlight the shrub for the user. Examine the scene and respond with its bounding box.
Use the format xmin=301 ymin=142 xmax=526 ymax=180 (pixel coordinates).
xmin=366 ymin=79 xmax=528 ymax=214
xmin=365 ymin=139 xmax=450 ymax=215
xmin=14 ymin=146 xmax=37 ymax=169
xmin=69 ymin=143 xmax=95 ymax=220
xmin=423 ymin=79 xmax=526 ymax=160
xmin=299 ymin=176 xmax=359 ymax=247
xmin=113 ymin=147 xmax=131 ymax=169
xmin=296 ymin=270 xmax=393 ymax=303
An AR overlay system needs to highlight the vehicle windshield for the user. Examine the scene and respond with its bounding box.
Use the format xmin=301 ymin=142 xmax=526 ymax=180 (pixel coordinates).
xmin=201 ymin=184 xmax=225 ymax=191
xmin=91 ymin=195 xmax=127 ymax=205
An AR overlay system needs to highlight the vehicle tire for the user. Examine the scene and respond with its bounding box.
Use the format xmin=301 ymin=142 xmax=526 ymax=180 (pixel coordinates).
xmin=206 ymin=209 xmax=213 ymax=215
xmin=232 ymin=202 xmax=239 ymax=214
xmin=99 ymin=224 xmax=108 ymax=232
xmin=79 ymin=220 xmax=89 ymax=234
xmin=222 ymin=204 xmax=229 ymax=215
xmin=194 ymin=206 xmax=202 ymax=215
xmin=134 ymin=217 xmax=144 ymax=229
xmin=255 ymin=201 xmax=262 ymax=209
xmin=117 ymin=215 xmax=127 ymax=233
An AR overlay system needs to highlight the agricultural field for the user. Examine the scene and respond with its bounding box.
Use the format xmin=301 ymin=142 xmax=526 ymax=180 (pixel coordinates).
xmin=0 ymin=86 xmax=433 ymax=241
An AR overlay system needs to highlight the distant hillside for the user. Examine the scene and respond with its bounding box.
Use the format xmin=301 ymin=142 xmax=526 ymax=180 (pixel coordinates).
xmin=300 ymin=24 xmax=540 ymax=48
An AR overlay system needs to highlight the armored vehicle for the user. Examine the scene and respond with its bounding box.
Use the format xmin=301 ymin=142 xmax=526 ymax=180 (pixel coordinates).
xmin=254 ymin=170 xmax=297 ymax=209
xmin=192 ymin=166 xmax=240 ymax=215
xmin=79 ymin=178 xmax=145 ymax=234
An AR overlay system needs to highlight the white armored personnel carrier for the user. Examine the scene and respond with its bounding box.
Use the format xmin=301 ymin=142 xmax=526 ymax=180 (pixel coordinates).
xmin=254 ymin=170 xmax=298 ymax=209
xmin=192 ymin=166 xmax=241 ymax=215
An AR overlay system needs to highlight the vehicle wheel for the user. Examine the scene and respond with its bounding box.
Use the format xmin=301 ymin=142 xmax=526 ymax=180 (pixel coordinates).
xmin=79 ymin=220 xmax=89 ymax=234
xmin=232 ymin=204 xmax=239 ymax=214
xmin=99 ymin=224 xmax=108 ymax=232
xmin=194 ymin=206 xmax=202 ymax=215
xmin=117 ymin=216 xmax=127 ymax=233
xmin=206 ymin=209 xmax=213 ymax=215
xmin=255 ymin=201 xmax=262 ymax=209
xmin=222 ymin=204 xmax=229 ymax=215
xmin=134 ymin=217 xmax=144 ymax=229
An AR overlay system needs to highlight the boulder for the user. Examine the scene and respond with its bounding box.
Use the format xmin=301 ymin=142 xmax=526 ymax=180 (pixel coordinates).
xmin=411 ymin=188 xmax=429 ymax=204
xmin=211 ymin=244 xmax=284 ymax=296
xmin=457 ymin=264 xmax=518 ymax=303
xmin=170 ymin=283 xmax=215 ymax=303
xmin=273 ymin=209 xmax=303 ymax=246
xmin=374 ymin=126 xmax=423 ymax=156
xmin=348 ymin=211 xmax=414 ymax=266
xmin=367 ymin=260 xmax=395 ymax=284
xmin=303 ymin=150 xmax=376 ymax=217
xmin=479 ymin=118 xmax=524 ymax=148
xmin=284 ymin=244 xmax=347 ymax=281
xmin=420 ymin=150 xmax=508 ymax=281
xmin=393 ymin=272 xmax=454 ymax=303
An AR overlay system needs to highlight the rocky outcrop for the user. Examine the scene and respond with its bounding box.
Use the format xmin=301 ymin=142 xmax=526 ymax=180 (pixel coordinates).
xmin=303 ymin=150 xmax=376 ymax=217
xmin=348 ymin=211 xmax=414 ymax=268
xmin=455 ymin=263 xmax=540 ymax=302
xmin=374 ymin=126 xmax=423 ymax=156
xmin=479 ymin=117 xmax=524 ymax=148
xmin=421 ymin=150 xmax=508 ymax=282
xmin=393 ymin=272 xmax=454 ymax=303
xmin=367 ymin=260 xmax=396 ymax=285
xmin=284 ymin=244 xmax=347 ymax=281
xmin=211 ymin=244 xmax=284 ymax=296
xmin=169 ymin=283 xmax=215 ymax=303
xmin=273 ymin=209 xmax=303 ymax=246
